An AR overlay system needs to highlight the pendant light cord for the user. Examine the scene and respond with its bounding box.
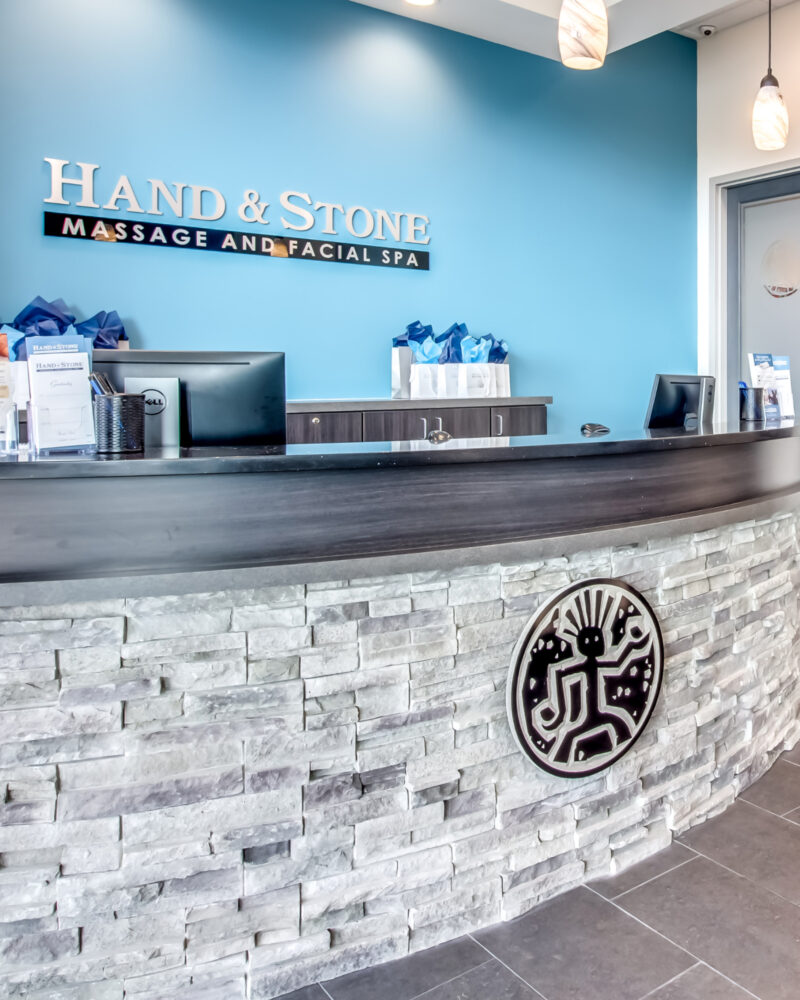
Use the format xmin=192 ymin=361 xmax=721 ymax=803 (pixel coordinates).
xmin=768 ymin=0 xmax=773 ymax=75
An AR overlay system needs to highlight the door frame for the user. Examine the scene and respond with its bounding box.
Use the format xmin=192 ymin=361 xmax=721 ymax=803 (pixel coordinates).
xmin=706 ymin=158 xmax=800 ymax=423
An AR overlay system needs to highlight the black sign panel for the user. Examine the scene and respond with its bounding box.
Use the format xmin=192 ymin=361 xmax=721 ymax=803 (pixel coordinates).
xmin=43 ymin=212 xmax=429 ymax=271
xmin=507 ymin=579 xmax=664 ymax=778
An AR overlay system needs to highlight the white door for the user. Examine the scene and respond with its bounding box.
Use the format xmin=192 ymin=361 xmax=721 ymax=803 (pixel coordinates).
xmin=741 ymin=194 xmax=800 ymax=379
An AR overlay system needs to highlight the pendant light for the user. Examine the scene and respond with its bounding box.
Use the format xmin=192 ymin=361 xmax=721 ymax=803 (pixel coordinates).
xmin=752 ymin=0 xmax=789 ymax=151
xmin=558 ymin=0 xmax=608 ymax=71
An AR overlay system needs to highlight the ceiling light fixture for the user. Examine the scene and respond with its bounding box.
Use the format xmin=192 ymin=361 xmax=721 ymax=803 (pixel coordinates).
xmin=752 ymin=0 xmax=789 ymax=151
xmin=558 ymin=0 xmax=608 ymax=71
xmin=404 ymin=0 xmax=437 ymax=6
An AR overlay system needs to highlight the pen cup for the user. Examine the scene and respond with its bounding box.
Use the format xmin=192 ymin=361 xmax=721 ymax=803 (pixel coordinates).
xmin=93 ymin=394 xmax=145 ymax=453
xmin=739 ymin=386 xmax=766 ymax=423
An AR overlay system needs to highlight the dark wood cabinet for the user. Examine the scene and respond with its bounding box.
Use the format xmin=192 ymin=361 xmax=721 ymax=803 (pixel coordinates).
xmin=362 ymin=406 xmax=490 ymax=442
xmin=362 ymin=409 xmax=431 ymax=442
xmin=286 ymin=398 xmax=550 ymax=444
xmin=490 ymin=405 xmax=547 ymax=437
xmin=437 ymin=407 xmax=492 ymax=440
xmin=287 ymin=411 xmax=363 ymax=444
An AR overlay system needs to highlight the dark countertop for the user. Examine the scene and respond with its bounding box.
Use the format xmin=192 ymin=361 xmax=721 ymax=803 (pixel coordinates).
xmin=3 ymin=420 xmax=800 ymax=587
xmin=286 ymin=396 xmax=552 ymax=412
xmin=0 ymin=421 xmax=796 ymax=479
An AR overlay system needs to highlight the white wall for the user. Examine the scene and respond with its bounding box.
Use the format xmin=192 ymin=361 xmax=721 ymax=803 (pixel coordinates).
xmin=697 ymin=0 xmax=800 ymax=397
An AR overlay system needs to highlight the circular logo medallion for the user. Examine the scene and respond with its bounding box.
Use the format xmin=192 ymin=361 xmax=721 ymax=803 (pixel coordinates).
xmin=507 ymin=578 xmax=663 ymax=778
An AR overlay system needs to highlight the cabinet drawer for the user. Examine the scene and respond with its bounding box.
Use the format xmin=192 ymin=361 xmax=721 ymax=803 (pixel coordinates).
xmin=363 ymin=407 xmax=491 ymax=441
xmin=363 ymin=409 xmax=432 ymax=441
xmin=436 ymin=407 xmax=491 ymax=439
xmin=490 ymin=405 xmax=547 ymax=437
xmin=287 ymin=411 xmax=363 ymax=444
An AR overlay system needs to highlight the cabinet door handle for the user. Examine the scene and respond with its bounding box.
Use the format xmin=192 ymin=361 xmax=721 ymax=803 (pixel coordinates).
xmin=420 ymin=417 xmax=428 ymax=438
xmin=435 ymin=416 xmax=443 ymax=431
xmin=495 ymin=413 xmax=504 ymax=435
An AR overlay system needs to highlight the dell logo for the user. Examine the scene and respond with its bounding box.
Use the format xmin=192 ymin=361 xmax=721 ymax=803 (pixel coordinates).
xmin=142 ymin=389 xmax=167 ymax=415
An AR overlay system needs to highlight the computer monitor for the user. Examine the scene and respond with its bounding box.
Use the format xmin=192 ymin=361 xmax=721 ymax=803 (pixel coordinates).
xmin=93 ymin=350 xmax=286 ymax=446
xmin=645 ymin=374 xmax=715 ymax=431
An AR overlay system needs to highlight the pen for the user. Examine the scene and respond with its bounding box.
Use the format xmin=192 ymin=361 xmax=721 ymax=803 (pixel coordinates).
xmin=88 ymin=373 xmax=116 ymax=395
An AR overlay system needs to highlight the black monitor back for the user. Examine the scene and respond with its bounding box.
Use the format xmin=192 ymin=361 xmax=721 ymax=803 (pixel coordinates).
xmin=94 ymin=350 xmax=286 ymax=446
xmin=645 ymin=374 xmax=715 ymax=431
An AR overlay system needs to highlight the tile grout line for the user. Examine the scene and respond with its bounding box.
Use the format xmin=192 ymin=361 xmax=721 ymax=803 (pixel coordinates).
xmin=317 ymin=953 xmax=497 ymax=1000
xmin=468 ymin=933 xmax=551 ymax=1000
xmin=405 ymin=957 xmax=496 ymax=1000
xmin=315 ymin=827 xmax=789 ymax=1000
xmin=585 ymin=886 xmax=762 ymax=1000
xmin=736 ymin=795 xmax=800 ymax=823
xmin=692 ymin=962 xmax=764 ymax=1000
xmin=585 ymin=882 xmax=700 ymax=960
xmin=610 ymin=853 xmax=699 ymax=902
xmin=632 ymin=961 xmax=702 ymax=1000
xmin=677 ymin=839 xmax=800 ymax=913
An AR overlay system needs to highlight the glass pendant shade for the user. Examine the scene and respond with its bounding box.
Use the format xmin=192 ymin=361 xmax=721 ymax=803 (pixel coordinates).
xmin=753 ymin=74 xmax=789 ymax=151
xmin=558 ymin=0 xmax=608 ymax=71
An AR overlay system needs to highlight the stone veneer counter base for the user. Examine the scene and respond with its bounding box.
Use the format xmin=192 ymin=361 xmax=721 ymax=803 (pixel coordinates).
xmin=1 ymin=507 xmax=799 ymax=999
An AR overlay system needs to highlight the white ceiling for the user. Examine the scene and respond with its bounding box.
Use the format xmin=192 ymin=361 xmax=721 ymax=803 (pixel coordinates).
xmin=674 ymin=0 xmax=796 ymax=36
xmin=349 ymin=0 xmax=798 ymax=61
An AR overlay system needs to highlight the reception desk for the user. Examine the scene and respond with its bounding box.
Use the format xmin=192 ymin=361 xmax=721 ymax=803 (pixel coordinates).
xmin=2 ymin=425 xmax=799 ymax=1000
xmin=4 ymin=421 xmax=800 ymax=592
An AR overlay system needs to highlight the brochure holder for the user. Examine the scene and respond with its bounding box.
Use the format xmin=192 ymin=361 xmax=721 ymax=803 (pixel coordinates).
xmin=26 ymin=337 xmax=96 ymax=455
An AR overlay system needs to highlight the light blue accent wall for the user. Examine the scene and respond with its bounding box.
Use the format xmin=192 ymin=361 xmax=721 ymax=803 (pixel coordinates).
xmin=0 ymin=0 xmax=697 ymax=434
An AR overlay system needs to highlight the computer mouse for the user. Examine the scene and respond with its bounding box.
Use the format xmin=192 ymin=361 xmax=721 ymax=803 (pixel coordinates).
xmin=581 ymin=423 xmax=610 ymax=437
xmin=426 ymin=429 xmax=452 ymax=444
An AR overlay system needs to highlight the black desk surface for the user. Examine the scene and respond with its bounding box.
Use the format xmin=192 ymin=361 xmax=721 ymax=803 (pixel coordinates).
xmin=1 ymin=421 xmax=797 ymax=479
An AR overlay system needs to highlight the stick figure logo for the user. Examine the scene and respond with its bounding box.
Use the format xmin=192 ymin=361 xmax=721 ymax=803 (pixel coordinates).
xmin=507 ymin=579 xmax=663 ymax=778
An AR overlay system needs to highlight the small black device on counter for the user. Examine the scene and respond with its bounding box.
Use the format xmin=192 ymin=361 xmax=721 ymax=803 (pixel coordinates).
xmin=426 ymin=429 xmax=452 ymax=444
xmin=645 ymin=374 xmax=715 ymax=431
xmin=581 ymin=423 xmax=610 ymax=437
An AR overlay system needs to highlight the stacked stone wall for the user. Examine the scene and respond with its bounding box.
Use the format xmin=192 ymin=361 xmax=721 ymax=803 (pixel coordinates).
xmin=1 ymin=511 xmax=799 ymax=998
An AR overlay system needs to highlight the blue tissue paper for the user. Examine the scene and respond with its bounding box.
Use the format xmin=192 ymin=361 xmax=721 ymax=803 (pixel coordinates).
xmin=488 ymin=337 xmax=509 ymax=363
xmin=76 ymin=309 xmax=128 ymax=350
xmin=6 ymin=296 xmax=129 ymax=360
xmin=10 ymin=296 xmax=76 ymax=358
xmin=394 ymin=320 xmax=434 ymax=348
xmin=409 ymin=335 xmax=442 ymax=364
xmin=461 ymin=336 xmax=492 ymax=364
xmin=436 ymin=322 xmax=469 ymax=364
xmin=396 ymin=320 xmax=509 ymax=365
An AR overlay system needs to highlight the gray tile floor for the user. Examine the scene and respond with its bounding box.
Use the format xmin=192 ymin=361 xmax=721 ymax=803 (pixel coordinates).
xmin=279 ymin=752 xmax=800 ymax=1000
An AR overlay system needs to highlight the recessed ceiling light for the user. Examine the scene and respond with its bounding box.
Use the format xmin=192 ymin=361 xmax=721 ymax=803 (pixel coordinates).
xmin=405 ymin=0 xmax=437 ymax=6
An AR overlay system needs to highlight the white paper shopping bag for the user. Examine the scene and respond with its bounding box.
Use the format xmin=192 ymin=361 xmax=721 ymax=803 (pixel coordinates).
xmin=456 ymin=363 xmax=495 ymax=398
xmin=437 ymin=365 xmax=460 ymax=399
xmin=391 ymin=346 xmax=412 ymax=399
xmin=410 ymin=364 xmax=440 ymax=399
xmin=494 ymin=363 xmax=510 ymax=398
